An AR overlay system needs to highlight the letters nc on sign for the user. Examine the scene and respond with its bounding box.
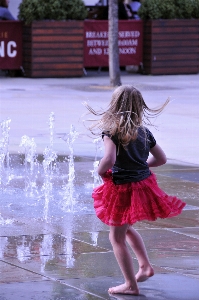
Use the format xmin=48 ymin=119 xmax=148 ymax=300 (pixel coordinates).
xmin=0 ymin=41 xmax=17 ymax=57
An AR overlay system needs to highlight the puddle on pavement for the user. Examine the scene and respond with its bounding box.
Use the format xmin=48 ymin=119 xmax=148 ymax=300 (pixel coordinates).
xmin=0 ymin=158 xmax=198 ymax=224
xmin=0 ymin=159 xmax=199 ymax=299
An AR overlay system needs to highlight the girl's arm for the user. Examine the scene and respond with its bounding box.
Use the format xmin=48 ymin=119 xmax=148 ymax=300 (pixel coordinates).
xmin=147 ymin=144 xmax=167 ymax=167
xmin=98 ymin=136 xmax=116 ymax=177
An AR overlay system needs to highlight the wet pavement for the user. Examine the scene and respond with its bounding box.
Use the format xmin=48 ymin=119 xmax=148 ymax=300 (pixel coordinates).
xmin=0 ymin=71 xmax=199 ymax=299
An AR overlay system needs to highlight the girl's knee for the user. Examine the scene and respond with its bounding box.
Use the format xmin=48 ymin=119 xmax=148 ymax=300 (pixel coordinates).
xmin=109 ymin=231 xmax=125 ymax=245
xmin=127 ymin=226 xmax=140 ymax=237
xmin=109 ymin=224 xmax=129 ymax=245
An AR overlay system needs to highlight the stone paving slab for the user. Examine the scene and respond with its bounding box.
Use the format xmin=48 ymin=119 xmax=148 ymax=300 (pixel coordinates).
xmin=63 ymin=274 xmax=199 ymax=300
xmin=1 ymin=273 xmax=198 ymax=300
xmin=169 ymin=227 xmax=199 ymax=239
xmin=0 ymin=260 xmax=47 ymax=283
xmin=0 ymin=280 xmax=103 ymax=300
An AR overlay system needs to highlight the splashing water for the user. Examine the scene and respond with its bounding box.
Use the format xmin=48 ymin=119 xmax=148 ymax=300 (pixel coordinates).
xmin=61 ymin=125 xmax=79 ymax=212
xmin=17 ymin=235 xmax=31 ymax=263
xmin=42 ymin=112 xmax=57 ymax=221
xmin=42 ymin=146 xmax=57 ymax=220
xmin=0 ymin=214 xmax=13 ymax=225
xmin=0 ymin=118 xmax=11 ymax=188
xmin=64 ymin=218 xmax=75 ymax=268
xmin=40 ymin=234 xmax=54 ymax=273
xmin=90 ymin=137 xmax=103 ymax=187
xmin=0 ymin=236 xmax=8 ymax=258
xmin=0 ymin=118 xmax=14 ymax=224
xmin=19 ymin=135 xmax=38 ymax=197
xmin=90 ymin=231 xmax=99 ymax=246
xmin=49 ymin=112 xmax=55 ymax=149
xmin=0 ymin=113 xmax=96 ymax=223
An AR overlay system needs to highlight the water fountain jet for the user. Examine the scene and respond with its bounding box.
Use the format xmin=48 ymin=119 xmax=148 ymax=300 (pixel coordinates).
xmin=0 ymin=118 xmax=11 ymax=188
xmin=60 ymin=125 xmax=79 ymax=213
xmin=0 ymin=114 xmax=99 ymax=225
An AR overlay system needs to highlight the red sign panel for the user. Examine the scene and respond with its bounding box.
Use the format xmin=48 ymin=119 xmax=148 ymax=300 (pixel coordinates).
xmin=0 ymin=21 xmax=22 ymax=69
xmin=84 ymin=20 xmax=143 ymax=67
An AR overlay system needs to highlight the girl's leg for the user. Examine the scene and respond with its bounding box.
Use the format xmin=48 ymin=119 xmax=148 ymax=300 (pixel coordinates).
xmin=108 ymin=224 xmax=139 ymax=295
xmin=126 ymin=226 xmax=154 ymax=282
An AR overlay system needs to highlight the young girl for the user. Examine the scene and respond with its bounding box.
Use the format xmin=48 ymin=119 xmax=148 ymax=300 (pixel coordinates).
xmin=85 ymin=85 xmax=186 ymax=295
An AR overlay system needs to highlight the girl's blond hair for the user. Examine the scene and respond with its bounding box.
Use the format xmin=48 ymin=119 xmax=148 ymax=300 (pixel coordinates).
xmin=85 ymin=85 xmax=169 ymax=147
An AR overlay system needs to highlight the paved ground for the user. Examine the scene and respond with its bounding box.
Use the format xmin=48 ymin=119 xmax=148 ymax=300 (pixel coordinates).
xmin=0 ymin=70 xmax=199 ymax=165
xmin=0 ymin=70 xmax=199 ymax=299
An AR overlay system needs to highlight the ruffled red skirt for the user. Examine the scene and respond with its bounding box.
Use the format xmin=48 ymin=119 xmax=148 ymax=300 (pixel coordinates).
xmin=92 ymin=170 xmax=186 ymax=226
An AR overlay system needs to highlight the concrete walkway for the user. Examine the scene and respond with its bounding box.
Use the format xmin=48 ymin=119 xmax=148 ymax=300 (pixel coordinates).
xmin=0 ymin=70 xmax=199 ymax=299
xmin=0 ymin=70 xmax=199 ymax=165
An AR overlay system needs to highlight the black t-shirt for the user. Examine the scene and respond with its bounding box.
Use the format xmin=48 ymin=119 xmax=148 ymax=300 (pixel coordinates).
xmin=103 ymin=127 xmax=156 ymax=184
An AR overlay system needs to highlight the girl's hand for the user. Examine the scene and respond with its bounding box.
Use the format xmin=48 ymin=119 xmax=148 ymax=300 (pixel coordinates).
xmin=100 ymin=169 xmax=112 ymax=182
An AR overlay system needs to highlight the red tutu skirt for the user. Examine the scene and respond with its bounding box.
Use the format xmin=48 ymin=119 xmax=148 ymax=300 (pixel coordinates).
xmin=92 ymin=170 xmax=186 ymax=226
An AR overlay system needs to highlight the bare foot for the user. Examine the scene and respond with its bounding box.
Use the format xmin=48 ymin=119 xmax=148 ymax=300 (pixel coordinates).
xmin=136 ymin=265 xmax=154 ymax=282
xmin=108 ymin=283 xmax=139 ymax=295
